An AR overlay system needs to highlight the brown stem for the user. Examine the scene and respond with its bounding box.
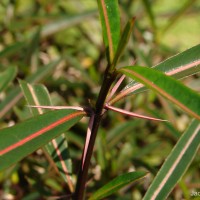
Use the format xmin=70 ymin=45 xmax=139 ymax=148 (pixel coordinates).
xmin=73 ymin=70 xmax=116 ymax=200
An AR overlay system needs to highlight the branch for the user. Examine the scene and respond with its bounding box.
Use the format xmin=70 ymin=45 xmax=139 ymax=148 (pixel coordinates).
xmin=73 ymin=71 xmax=116 ymax=200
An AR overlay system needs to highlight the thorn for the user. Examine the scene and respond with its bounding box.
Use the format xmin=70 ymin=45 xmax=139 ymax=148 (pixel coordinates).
xmin=82 ymin=114 xmax=95 ymax=170
xmin=105 ymin=104 xmax=168 ymax=122
xmin=27 ymin=105 xmax=84 ymax=111
xmin=107 ymin=75 xmax=126 ymax=102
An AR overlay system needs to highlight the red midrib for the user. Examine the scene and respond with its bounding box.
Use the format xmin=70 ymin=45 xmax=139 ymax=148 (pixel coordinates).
xmin=0 ymin=112 xmax=84 ymax=156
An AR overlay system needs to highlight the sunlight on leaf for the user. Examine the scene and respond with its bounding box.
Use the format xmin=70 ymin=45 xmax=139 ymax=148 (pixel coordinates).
xmin=119 ymin=66 xmax=200 ymax=120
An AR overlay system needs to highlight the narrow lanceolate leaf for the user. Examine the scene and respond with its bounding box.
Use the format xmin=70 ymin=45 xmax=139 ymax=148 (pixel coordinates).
xmin=97 ymin=0 xmax=120 ymax=63
xmin=20 ymin=80 xmax=75 ymax=192
xmin=119 ymin=66 xmax=200 ymax=120
xmin=89 ymin=171 xmax=147 ymax=200
xmin=113 ymin=18 xmax=135 ymax=67
xmin=0 ymin=109 xmax=85 ymax=171
xmin=110 ymin=44 xmax=200 ymax=104
xmin=0 ymin=59 xmax=61 ymax=118
xmin=154 ymin=44 xmax=200 ymax=79
xmin=0 ymin=67 xmax=17 ymax=92
xmin=143 ymin=120 xmax=200 ymax=200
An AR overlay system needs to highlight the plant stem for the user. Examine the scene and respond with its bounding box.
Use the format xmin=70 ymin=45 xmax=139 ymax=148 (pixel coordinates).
xmin=73 ymin=69 xmax=116 ymax=200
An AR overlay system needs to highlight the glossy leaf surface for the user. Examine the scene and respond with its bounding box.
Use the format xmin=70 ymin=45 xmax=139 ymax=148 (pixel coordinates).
xmin=97 ymin=0 xmax=120 ymax=63
xmin=0 ymin=109 xmax=85 ymax=171
xmin=119 ymin=66 xmax=200 ymax=120
xmin=110 ymin=44 xmax=200 ymax=104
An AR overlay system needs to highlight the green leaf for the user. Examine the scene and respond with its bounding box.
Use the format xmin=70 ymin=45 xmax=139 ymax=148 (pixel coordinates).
xmin=110 ymin=44 xmax=200 ymax=104
xmin=113 ymin=18 xmax=135 ymax=67
xmin=0 ymin=67 xmax=17 ymax=92
xmin=143 ymin=120 xmax=200 ymax=200
xmin=119 ymin=66 xmax=200 ymax=120
xmin=97 ymin=0 xmax=120 ymax=63
xmin=0 ymin=59 xmax=61 ymax=119
xmin=20 ymin=80 xmax=74 ymax=191
xmin=0 ymin=109 xmax=85 ymax=171
xmin=19 ymin=80 xmax=51 ymax=116
xmin=89 ymin=171 xmax=146 ymax=200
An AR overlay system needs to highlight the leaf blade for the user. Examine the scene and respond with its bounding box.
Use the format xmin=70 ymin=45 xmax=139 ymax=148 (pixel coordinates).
xmin=89 ymin=171 xmax=146 ymax=200
xmin=143 ymin=120 xmax=200 ymax=200
xmin=113 ymin=18 xmax=135 ymax=67
xmin=19 ymin=80 xmax=74 ymax=190
xmin=0 ymin=67 xmax=17 ymax=92
xmin=0 ymin=109 xmax=85 ymax=171
xmin=119 ymin=66 xmax=200 ymax=120
xmin=110 ymin=44 xmax=200 ymax=104
xmin=97 ymin=0 xmax=120 ymax=63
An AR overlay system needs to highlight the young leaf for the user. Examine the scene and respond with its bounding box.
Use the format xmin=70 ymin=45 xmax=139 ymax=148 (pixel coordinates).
xmin=0 ymin=109 xmax=85 ymax=171
xmin=110 ymin=44 xmax=200 ymax=104
xmin=143 ymin=120 xmax=200 ymax=200
xmin=0 ymin=67 xmax=17 ymax=92
xmin=89 ymin=171 xmax=147 ymax=200
xmin=20 ymin=80 xmax=75 ymax=191
xmin=97 ymin=0 xmax=120 ymax=63
xmin=119 ymin=66 xmax=200 ymax=120
xmin=113 ymin=18 xmax=135 ymax=67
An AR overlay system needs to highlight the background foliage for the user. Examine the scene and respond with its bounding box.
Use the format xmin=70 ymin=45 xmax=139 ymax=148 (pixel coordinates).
xmin=0 ymin=0 xmax=199 ymax=199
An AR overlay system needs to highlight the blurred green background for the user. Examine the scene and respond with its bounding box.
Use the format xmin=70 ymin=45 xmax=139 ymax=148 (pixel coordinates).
xmin=0 ymin=0 xmax=199 ymax=199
